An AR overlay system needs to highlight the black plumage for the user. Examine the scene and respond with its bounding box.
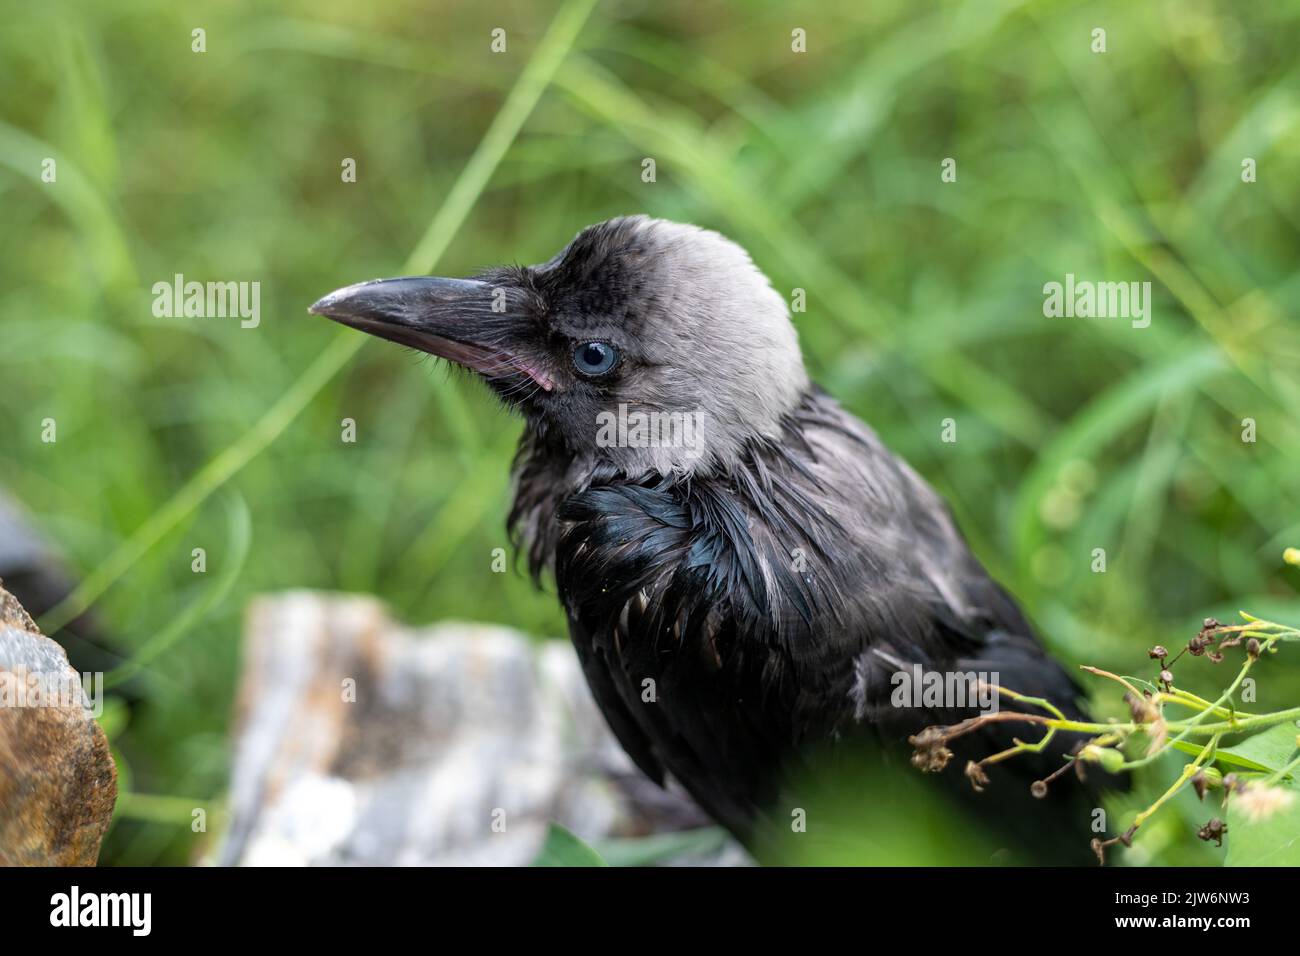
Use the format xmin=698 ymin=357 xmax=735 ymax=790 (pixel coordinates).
xmin=311 ymin=216 xmax=1117 ymax=863
xmin=516 ymin=389 xmax=1102 ymax=860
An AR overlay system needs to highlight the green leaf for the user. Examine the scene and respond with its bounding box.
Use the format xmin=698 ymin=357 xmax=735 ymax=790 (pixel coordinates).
xmin=1169 ymin=739 xmax=1264 ymax=771
xmin=592 ymin=827 xmax=730 ymax=866
xmin=531 ymin=824 xmax=609 ymax=867
xmin=1225 ymin=780 xmax=1300 ymax=867
xmin=1214 ymin=722 xmax=1300 ymax=775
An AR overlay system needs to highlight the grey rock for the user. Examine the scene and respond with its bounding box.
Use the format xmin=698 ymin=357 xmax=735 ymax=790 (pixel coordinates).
xmin=215 ymin=591 xmax=746 ymax=866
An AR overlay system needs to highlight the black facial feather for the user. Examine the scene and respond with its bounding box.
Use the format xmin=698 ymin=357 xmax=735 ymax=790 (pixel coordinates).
xmin=533 ymin=217 xmax=653 ymax=323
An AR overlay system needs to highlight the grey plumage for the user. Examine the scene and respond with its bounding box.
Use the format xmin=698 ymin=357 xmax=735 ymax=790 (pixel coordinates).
xmin=311 ymin=216 xmax=1113 ymax=863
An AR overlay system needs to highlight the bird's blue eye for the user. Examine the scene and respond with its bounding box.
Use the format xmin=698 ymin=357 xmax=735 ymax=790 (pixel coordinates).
xmin=573 ymin=341 xmax=618 ymax=376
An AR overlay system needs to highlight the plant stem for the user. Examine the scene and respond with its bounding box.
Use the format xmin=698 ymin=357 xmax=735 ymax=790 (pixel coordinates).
xmin=1133 ymin=733 xmax=1222 ymax=827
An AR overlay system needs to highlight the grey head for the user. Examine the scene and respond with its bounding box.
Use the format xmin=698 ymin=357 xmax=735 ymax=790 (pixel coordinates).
xmin=309 ymin=216 xmax=809 ymax=475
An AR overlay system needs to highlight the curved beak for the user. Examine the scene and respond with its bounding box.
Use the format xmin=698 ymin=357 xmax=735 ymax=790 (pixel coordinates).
xmin=309 ymin=276 xmax=552 ymax=390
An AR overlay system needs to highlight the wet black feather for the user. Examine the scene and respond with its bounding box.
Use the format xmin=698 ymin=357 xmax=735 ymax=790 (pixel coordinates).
xmin=513 ymin=387 xmax=1111 ymax=862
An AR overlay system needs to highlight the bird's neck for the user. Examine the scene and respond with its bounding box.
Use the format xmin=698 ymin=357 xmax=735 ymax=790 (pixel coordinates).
xmin=507 ymin=389 xmax=831 ymax=583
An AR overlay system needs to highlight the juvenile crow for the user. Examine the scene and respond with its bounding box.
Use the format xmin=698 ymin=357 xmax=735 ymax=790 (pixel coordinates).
xmin=311 ymin=217 xmax=1111 ymax=862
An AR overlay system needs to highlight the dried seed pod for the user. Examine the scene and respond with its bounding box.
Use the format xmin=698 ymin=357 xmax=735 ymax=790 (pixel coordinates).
xmin=1192 ymin=770 xmax=1208 ymax=801
xmin=1090 ymin=838 xmax=1106 ymax=865
xmin=1196 ymin=818 xmax=1227 ymax=847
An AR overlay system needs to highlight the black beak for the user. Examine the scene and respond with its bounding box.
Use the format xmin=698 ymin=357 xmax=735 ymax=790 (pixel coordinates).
xmin=309 ymin=276 xmax=552 ymax=390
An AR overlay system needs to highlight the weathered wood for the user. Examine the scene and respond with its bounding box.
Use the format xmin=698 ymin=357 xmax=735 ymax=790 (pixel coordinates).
xmin=217 ymin=591 xmax=747 ymax=865
xmin=0 ymin=584 xmax=117 ymax=866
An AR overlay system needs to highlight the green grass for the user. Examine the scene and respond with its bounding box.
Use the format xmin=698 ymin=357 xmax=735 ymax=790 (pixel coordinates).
xmin=2 ymin=0 xmax=1298 ymax=865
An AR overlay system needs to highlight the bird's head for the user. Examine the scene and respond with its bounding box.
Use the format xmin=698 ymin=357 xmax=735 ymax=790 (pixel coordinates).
xmin=310 ymin=216 xmax=808 ymax=475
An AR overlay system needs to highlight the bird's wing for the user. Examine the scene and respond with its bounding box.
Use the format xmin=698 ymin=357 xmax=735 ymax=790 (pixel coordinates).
xmin=554 ymin=389 xmax=1108 ymax=852
xmin=770 ymin=390 xmax=1111 ymax=858
xmin=567 ymin=611 xmax=666 ymax=787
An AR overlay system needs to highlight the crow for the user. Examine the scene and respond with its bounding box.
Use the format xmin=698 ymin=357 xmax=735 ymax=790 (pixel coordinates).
xmin=311 ymin=216 xmax=1115 ymax=863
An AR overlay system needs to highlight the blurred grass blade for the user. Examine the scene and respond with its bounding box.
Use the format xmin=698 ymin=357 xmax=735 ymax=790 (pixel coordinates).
xmin=103 ymin=494 xmax=252 ymax=689
xmin=38 ymin=0 xmax=599 ymax=634
xmin=0 ymin=119 xmax=134 ymax=290
xmin=40 ymin=335 xmax=354 ymax=634
xmin=592 ymin=827 xmax=730 ymax=866
xmin=531 ymin=823 xmax=609 ymax=867
xmin=403 ymin=0 xmax=598 ymax=275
